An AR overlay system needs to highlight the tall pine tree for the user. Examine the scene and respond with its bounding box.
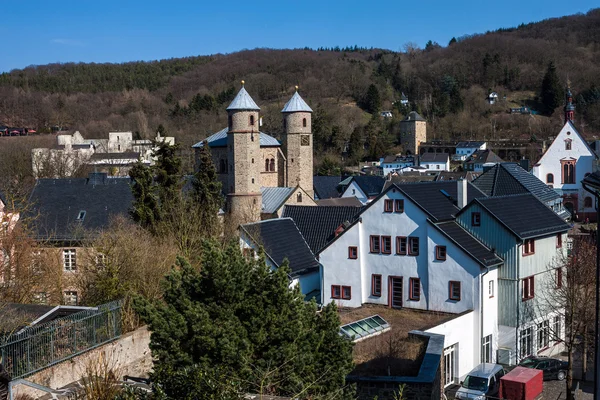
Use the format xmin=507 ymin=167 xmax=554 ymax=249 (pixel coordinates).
xmin=191 ymin=143 xmax=223 ymax=238
xmin=129 ymin=161 xmax=161 ymax=232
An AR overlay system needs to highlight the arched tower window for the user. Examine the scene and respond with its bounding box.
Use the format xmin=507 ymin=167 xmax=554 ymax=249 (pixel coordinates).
xmin=249 ymin=115 xmax=255 ymax=126
xmin=219 ymin=159 xmax=227 ymax=173
xmin=302 ymin=118 xmax=307 ymax=128
xmin=585 ymin=196 xmax=593 ymax=208
xmin=269 ymin=158 xmax=275 ymax=172
xmin=265 ymin=159 xmax=270 ymax=172
xmin=297 ymin=192 xmax=303 ymax=203
xmin=546 ymin=173 xmax=554 ymax=184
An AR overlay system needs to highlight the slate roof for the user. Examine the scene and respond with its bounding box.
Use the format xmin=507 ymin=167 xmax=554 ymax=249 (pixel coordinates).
xmin=394 ymin=180 xmax=487 ymax=222
xmin=420 ymin=153 xmax=449 ymax=163
xmin=433 ymin=221 xmax=503 ymax=267
xmin=282 ymin=205 xmax=362 ymax=254
xmin=261 ymin=186 xmax=295 ymax=214
xmin=226 ymin=86 xmax=260 ymax=111
xmin=342 ymin=175 xmax=386 ymax=197
xmin=191 ymin=127 xmax=280 ymax=148
xmin=240 ymin=218 xmax=319 ymax=277
xmin=436 ymin=171 xmax=480 ymax=182
xmin=469 ymin=194 xmax=571 ymax=239
xmin=472 ymin=163 xmax=560 ymax=204
xmin=313 ymin=175 xmax=342 ymax=199
xmin=403 ymin=111 xmax=425 ymax=122
xmin=465 ymin=149 xmax=503 ymax=164
xmin=316 ymin=197 xmax=363 ymax=207
xmin=382 ymin=173 xmax=436 ymax=190
xmin=281 ymin=91 xmax=313 ymax=113
xmin=28 ymin=173 xmax=134 ymax=241
xmin=456 ymin=141 xmax=486 ymax=148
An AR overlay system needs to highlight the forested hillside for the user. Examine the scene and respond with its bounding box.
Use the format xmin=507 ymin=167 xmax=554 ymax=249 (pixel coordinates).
xmin=1 ymin=8 xmax=599 ymax=171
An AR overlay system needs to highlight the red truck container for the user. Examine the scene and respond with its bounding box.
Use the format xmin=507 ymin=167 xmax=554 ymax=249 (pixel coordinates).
xmin=500 ymin=366 xmax=543 ymax=400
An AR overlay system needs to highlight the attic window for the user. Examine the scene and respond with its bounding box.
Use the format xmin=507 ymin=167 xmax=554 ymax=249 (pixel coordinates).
xmin=565 ymin=139 xmax=572 ymax=150
xmin=76 ymin=210 xmax=86 ymax=221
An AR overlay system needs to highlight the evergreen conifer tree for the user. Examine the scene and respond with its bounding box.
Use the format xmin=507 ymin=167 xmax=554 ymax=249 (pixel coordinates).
xmin=129 ymin=161 xmax=160 ymax=232
xmin=134 ymin=242 xmax=353 ymax=398
xmin=541 ymin=61 xmax=563 ymax=113
xmin=191 ymin=144 xmax=223 ymax=238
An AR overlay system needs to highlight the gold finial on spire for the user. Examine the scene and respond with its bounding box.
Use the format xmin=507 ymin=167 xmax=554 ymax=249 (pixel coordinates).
xmin=241 ymin=80 xmax=245 ymax=86
xmin=295 ymin=85 xmax=299 ymax=91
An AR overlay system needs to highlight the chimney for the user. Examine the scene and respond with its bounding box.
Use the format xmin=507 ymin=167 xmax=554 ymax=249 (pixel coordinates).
xmin=457 ymin=178 xmax=467 ymax=209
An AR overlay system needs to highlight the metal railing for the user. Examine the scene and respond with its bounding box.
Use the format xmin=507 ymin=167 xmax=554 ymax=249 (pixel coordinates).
xmin=0 ymin=300 xmax=122 ymax=380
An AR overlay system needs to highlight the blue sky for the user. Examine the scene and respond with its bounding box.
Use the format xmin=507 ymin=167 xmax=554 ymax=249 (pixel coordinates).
xmin=1 ymin=0 xmax=598 ymax=72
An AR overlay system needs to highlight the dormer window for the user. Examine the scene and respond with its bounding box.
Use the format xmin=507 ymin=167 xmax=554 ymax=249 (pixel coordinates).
xmin=77 ymin=210 xmax=86 ymax=221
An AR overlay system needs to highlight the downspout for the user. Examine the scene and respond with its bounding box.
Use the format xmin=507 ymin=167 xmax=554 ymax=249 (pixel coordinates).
xmin=515 ymin=242 xmax=521 ymax=365
xmin=480 ymin=267 xmax=490 ymax=364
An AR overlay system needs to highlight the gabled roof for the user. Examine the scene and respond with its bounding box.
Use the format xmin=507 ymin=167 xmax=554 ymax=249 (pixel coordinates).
xmin=261 ymin=186 xmax=295 ymax=214
xmin=281 ymin=91 xmax=313 ymax=113
xmin=191 ymin=127 xmax=280 ymax=148
xmin=382 ymin=154 xmax=415 ymax=164
xmin=465 ymin=194 xmax=571 ymax=240
xmin=400 ymin=92 xmax=408 ymax=100
xmin=313 ymin=175 xmax=342 ymax=199
xmin=536 ymin=120 xmax=598 ymax=164
xmin=382 ymin=173 xmax=436 ymax=190
xmin=402 ymin=111 xmax=425 ymax=122
xmin=465 ymin=149 xmax=503 ymax=164
xmin=28 ymin=173 xmax=134 ymax=241
xmin=395 ymin=180 xmax=487 ymax=222
xmin=433 ymin=221 xmax=503 ymax=267
xmin=456 ymin=141 xmax=485 ymax=148
xmin=420 ymin=153 xmax=449 ymax=163
xmin=240 ymin=218 xmax=319 ymax=277
xmin=472 ymin=163 xmax=560 ymax=204
xmin=282 ymin=205 xmax=362 ymax=254
xmin=316 ymin=197 xmax=363 ymax=207
xmin=226 ymin=86 xmax=260 ymax=111
xmin=341 ymin=175 xmax=386 ymax=197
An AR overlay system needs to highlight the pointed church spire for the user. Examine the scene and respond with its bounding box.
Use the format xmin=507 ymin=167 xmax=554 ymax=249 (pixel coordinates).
xmin=564 ymin=82 xmax=575 ymax=124
xmin=281 ymin=86 xmax=313 ymax=113
xmin=227 ymin=81 xmax=260 ymax=111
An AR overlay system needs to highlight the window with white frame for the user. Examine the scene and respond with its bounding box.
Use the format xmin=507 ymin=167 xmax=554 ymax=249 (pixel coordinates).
xmin=538 ymin=320 xmax=549 ymax=350
xmin=489 ymin=280 xmax=494 ymax=298
xmin=63 ymin=249 xmax=77 ymax=271
xmin=482 ymin=334 xmax=492 ymax=363
xmin=519 ymin=327 xmax=533 ymax=359
xmin=553 ymin=316 xmax=561 ymax=343
xmin=64 ymin=290 xmax=78 ymax=305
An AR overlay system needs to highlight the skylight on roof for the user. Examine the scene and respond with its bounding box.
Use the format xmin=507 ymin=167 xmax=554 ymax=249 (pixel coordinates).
xmin=76 ymin=210 xmax=86 ymax=221
xmin=340 ymin=315 xmax=390 ymax=342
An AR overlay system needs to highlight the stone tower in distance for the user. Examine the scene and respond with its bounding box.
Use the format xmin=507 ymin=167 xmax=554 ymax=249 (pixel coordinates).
xmin=281 ymin=87 xmax=314 ymax=198
xmin=399 ymin=111 xmax=427 ymax=155
xmin=226 ymin=81 xmax=262 ymax=224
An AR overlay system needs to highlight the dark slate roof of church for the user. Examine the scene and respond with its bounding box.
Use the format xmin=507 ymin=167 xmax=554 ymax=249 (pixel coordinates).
xmin=27 ymin=173 xmax=134 ymax=242
xmin=469 ymin=193 xmax=571 ymax=239
xmin=313 ymin=176 xmax=342 ymax=199
xmin=191 ymin=127 xmax=280 ymax=148
xmin=433 ymin=221 xmax=503 ymax=267
xmin=240 ymin=218 xmax=319 ymax=277
xmin=394 ymin=181 xmax=487 ymax=222
xmin=472 ymin=163 xmax=560 ymax=204
xmin=402 ymin=111 xmax=425 ymax=122
xmin=282 ymin=205 xmax=363 ymax=254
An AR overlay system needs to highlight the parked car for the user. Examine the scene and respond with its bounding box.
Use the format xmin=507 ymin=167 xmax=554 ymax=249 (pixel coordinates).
xmin=518 ymin=356 xmax=568 ymax=380
xmin=455 ymin=363 xmax=505 ymax=400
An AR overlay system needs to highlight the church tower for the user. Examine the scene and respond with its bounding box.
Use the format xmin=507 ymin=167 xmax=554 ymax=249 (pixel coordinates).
xmin=564 ymin=84 xmax=575 ymax=124
xmin=281 ymin=87 xmax=313 ymax=198
xmin=399 ymin=111 xmax=426 ymax=155
xmin=226 ymin=81 xmax=262 ymax=224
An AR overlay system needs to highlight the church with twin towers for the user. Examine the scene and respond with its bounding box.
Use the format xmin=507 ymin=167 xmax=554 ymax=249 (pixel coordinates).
xmin=193 ymin=82 xmax=314 ymax=224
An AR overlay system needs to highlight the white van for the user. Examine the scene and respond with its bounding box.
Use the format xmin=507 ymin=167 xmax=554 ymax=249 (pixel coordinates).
xmin=455 ymin=363 xmax=505 ymax=400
